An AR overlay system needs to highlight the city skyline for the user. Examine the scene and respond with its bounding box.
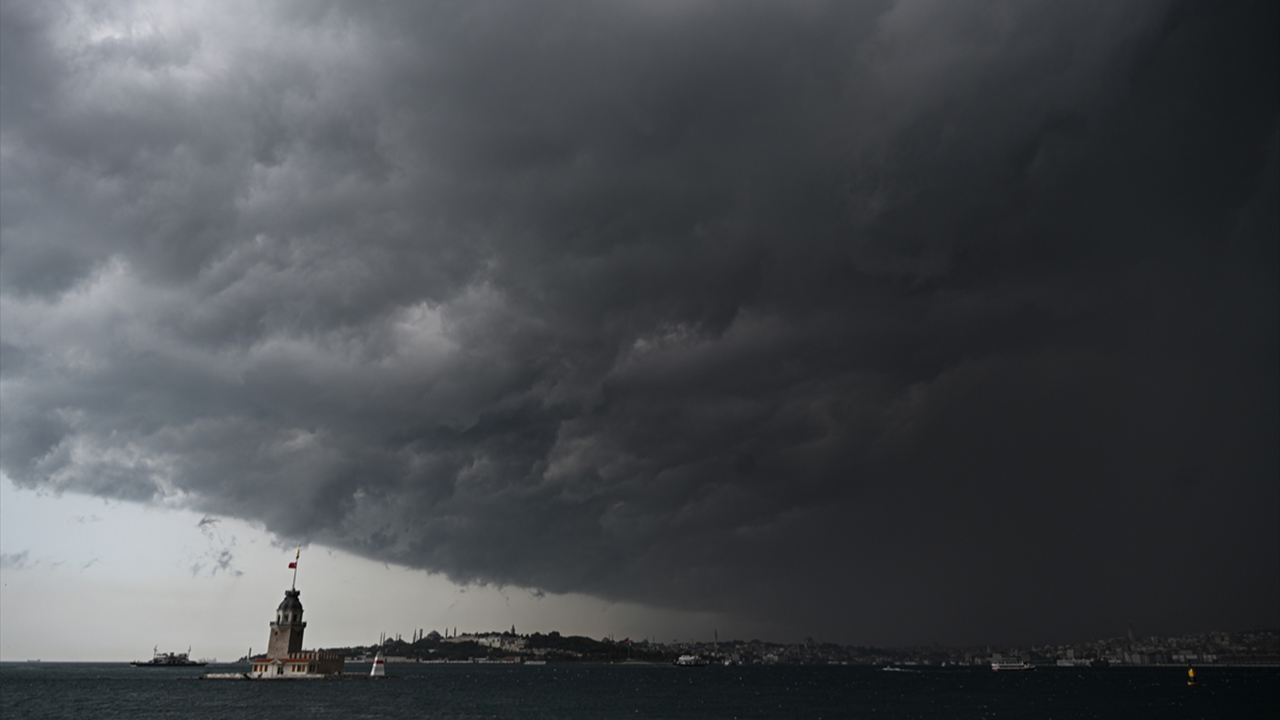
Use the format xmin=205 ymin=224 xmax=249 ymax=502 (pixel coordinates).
xmin=1 ymin=0 xmax=1277 ymax=660
xmin=3 ymin=479 xmax=1271 ymax=663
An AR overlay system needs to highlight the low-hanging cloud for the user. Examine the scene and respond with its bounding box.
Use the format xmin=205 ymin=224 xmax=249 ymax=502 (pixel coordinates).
xmin=1 ymin=0 xmax=1276 ymax=644
xmin=1 ymin=551 xmax=33 ymax=571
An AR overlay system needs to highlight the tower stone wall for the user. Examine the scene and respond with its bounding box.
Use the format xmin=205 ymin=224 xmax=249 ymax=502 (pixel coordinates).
xmin=267 ymin=589 xmax=306 ymax=658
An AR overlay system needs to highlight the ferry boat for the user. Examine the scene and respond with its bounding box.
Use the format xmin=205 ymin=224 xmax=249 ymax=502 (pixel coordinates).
xmin=132 ymin=647 xmax=207 ymax=667
xmin=990 ymin=660 xmax=1035 ymax=671
xmin=673 ymin=654 xmax=709 ymax=666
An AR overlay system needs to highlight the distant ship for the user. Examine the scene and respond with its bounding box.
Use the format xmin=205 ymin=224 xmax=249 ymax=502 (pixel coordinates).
xmin=673 ymin=654 xmax=709 ymax=667
xmin=990 ymin=661 xmax=1035 ymax=671
xmin=131 ymin=647 xmax=207 ymax=667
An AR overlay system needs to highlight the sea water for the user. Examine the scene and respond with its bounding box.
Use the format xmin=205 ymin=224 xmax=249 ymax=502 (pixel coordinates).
xmin=2 ymin=662 xmax=1275 ymax=719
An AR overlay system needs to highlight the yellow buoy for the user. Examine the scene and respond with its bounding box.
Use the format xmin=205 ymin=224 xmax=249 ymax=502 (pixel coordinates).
xmin=1187 ymin=667 xmax=1197 ymax=686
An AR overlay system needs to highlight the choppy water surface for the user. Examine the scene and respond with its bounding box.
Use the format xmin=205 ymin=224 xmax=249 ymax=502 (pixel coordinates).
xmin=3 ymin=662 xmax=1275 ymax=719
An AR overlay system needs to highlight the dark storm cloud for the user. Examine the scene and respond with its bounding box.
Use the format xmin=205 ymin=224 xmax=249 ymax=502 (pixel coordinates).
xmin=1 ymin=0 xmax=1276 ymax=644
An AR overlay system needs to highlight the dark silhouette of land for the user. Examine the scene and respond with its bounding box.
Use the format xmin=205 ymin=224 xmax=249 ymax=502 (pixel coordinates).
xmin=299 ymin=628 xmax=1279 ymax=667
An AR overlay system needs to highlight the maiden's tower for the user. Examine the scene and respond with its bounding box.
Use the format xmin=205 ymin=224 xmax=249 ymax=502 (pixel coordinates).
xmin=249 ymin=550 xmax=344 ymax=678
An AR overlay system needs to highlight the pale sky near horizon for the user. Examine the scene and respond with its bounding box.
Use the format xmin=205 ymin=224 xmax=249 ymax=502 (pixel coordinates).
xmin=0 ymin=476 xmax=722 ymax=662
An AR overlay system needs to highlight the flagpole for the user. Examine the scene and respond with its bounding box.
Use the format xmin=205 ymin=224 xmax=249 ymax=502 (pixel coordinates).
xmin=291 ymin=547 xmax=300 ymax=591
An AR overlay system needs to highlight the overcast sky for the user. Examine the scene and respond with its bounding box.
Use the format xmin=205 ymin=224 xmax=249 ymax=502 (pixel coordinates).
xmin=1 ymin=0 xmax=1277 ymax=659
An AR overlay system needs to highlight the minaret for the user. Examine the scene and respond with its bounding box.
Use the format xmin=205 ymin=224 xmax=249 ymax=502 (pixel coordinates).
xmin=267 ymin=589 xmax=306 ymax=657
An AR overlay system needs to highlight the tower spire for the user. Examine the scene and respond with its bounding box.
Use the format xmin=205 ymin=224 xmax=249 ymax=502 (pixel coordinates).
xmin=290 ymin=547 xmax=300 ymax=590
